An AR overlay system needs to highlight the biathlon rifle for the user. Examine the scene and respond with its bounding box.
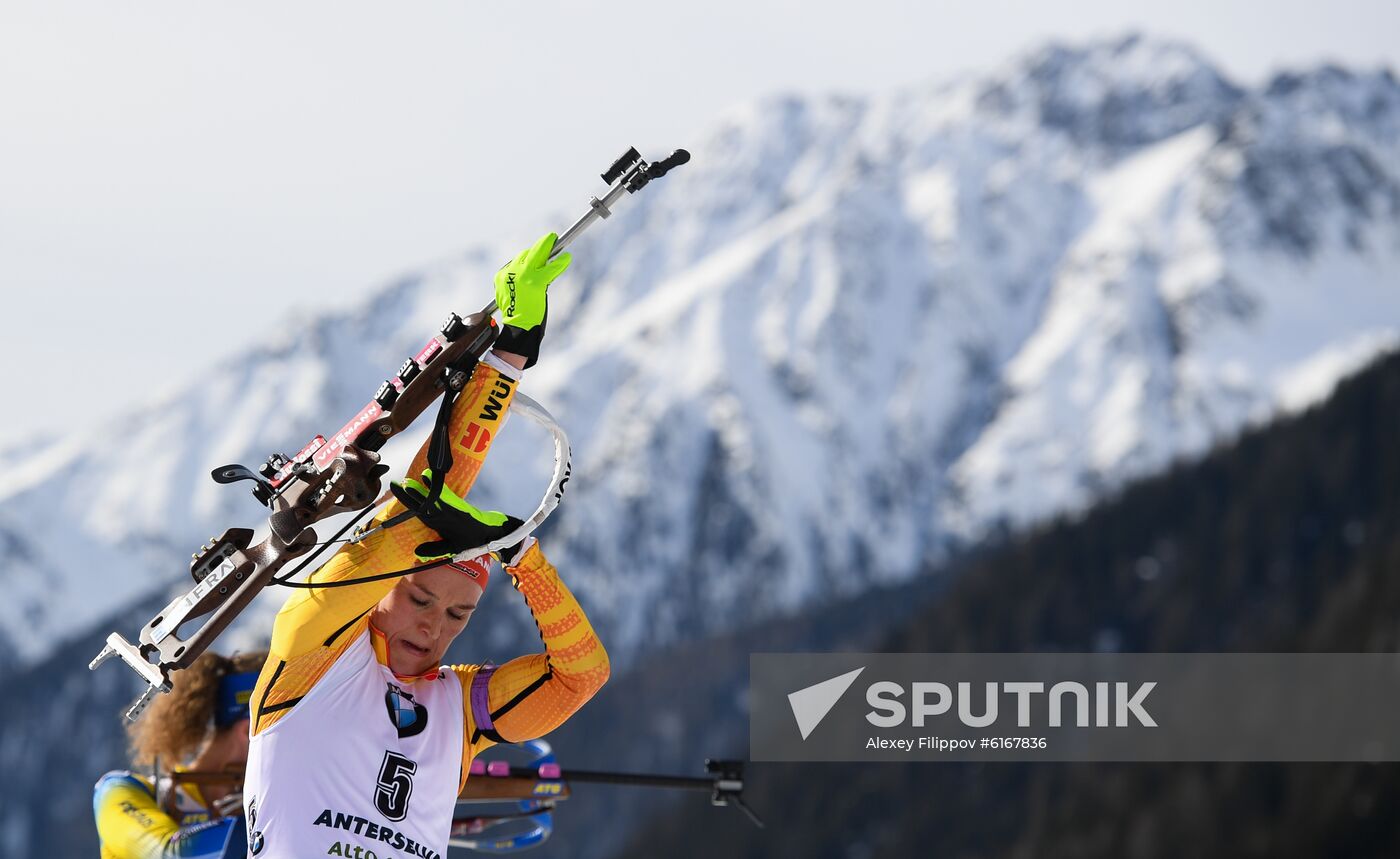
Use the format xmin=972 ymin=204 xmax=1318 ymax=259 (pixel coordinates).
xmin=169 ymin=741 xmax=760 ymax=854
xmin=90 ymin=147 xmax=690 ymax=720
xmin=451 ymin=741 xmax=762 ymax=852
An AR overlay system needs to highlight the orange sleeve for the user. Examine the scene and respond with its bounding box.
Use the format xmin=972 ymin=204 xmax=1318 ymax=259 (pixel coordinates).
xmin=253 ymin=354 xmax=521 ymax=734
xmin=450 ymin=542 xmax=609 ymax=789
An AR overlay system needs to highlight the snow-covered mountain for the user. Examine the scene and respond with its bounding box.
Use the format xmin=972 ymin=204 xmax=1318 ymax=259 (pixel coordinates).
xmin=3 ymin=34 xmax=1399 ymax=672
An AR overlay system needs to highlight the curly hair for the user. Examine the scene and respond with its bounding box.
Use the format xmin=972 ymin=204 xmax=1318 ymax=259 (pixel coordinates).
xmin=127 ymin=649 xmax=268 ymax=768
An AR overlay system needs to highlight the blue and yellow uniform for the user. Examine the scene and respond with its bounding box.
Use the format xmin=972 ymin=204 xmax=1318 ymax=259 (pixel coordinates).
xmin=93 ymin=770 xmax=244 ymax=859
xmin=95 ymin=667 xmax=257 ymax=858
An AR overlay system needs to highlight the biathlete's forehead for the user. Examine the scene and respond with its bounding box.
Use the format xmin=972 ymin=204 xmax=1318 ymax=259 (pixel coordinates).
xmin=402 ymin=566 xmax=483 ymax=610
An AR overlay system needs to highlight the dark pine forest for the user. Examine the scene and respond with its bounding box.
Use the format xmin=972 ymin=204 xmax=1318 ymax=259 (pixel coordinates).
xmin=618 ymin=350 xmax=1400 ymax=859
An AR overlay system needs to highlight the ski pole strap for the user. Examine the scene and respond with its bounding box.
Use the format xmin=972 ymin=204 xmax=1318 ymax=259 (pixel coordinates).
xmin=471 ymin=664 xmax=500 ymax=733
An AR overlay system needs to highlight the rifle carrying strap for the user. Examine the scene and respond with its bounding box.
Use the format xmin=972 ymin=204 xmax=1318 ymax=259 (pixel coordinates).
xmin=373 ymin=350 xmax=481 ymax=533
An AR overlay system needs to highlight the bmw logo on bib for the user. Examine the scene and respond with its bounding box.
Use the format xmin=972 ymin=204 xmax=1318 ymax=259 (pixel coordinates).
xmin=247 ymin=798 xmax=265 ymax=855
xmin=384 ymin=683 xmax=429 ymax=739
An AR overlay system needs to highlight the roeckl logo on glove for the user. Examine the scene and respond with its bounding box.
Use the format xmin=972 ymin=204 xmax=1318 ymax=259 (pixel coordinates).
xmin=505 ymin=273 xmax=517 ymax=314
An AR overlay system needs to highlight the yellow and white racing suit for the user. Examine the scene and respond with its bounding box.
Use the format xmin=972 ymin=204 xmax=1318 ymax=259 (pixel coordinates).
xmin=242 ymin=352 xmax=609 ymax=859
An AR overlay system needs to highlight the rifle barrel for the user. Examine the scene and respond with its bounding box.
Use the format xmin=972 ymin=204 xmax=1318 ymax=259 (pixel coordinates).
xmin=555 ymin=769 xmax=716 ymax=791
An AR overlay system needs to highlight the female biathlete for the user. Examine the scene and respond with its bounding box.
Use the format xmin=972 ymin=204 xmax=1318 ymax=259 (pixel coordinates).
xmin=242 ymin=233 xmax=609 ymax=859
xmin=94 ymin=649 xmax=268 ymax=858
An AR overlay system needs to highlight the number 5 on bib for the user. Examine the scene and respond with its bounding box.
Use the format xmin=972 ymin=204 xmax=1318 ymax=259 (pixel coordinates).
xmin=375 ymin=752 xmax=417 ymax=821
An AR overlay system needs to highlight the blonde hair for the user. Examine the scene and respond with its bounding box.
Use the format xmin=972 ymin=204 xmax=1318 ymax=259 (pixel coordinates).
xmin=127 ymin=650 xmax=268 ymax=767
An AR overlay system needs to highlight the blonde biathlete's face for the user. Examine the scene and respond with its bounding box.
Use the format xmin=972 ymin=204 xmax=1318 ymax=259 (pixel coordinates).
xmin=370 ymin=566 xmax=483 ymax=676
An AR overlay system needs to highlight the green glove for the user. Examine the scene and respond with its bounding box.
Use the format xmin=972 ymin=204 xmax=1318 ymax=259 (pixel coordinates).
xmin=492 ymin=233 xmax=570 ymax=368
xmin=390 ymin=470 xmax=525 ymax=563
xmin=495 ymin=232 xmax=570 ymax=329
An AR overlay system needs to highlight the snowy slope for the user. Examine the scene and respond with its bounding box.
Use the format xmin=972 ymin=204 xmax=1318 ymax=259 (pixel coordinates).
xmin=2 ymin=34 xmax=1399 ymax=671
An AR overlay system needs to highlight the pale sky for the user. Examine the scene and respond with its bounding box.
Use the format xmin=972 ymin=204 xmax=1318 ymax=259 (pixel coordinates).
xmin=2 ymin=0 xmax=1398 ymax=443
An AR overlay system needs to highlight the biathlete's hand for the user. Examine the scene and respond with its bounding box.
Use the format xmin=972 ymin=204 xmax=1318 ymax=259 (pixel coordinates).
xmin=492 ymin=232 xmax=571 ymax=369
xmin=390 ymin=469 xmax=526 ymax=564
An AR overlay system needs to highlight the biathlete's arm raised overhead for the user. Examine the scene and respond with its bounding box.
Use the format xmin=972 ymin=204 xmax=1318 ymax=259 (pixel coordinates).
xmin=242 ymin=233 xmax=608 ymax=859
